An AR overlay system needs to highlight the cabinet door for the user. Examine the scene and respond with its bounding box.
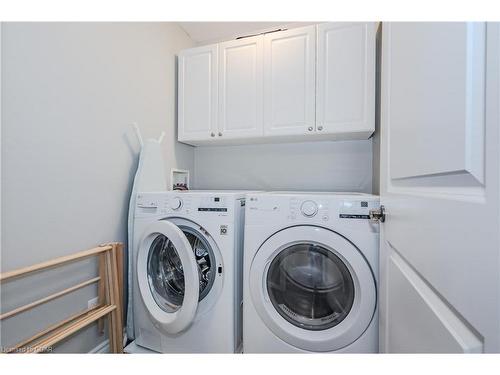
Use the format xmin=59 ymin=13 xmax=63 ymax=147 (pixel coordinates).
xmin=263 ymin=26 xmax=316 ymax=137
xmin=178 ymin=44 xmax=218 ymax=143
xmin=218 ymin=36 xmax=263 ymax=140
xmin=316 ymin=22 xmax=376 ymax=137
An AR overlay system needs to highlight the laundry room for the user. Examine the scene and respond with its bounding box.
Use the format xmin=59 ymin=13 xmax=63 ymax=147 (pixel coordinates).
xmin=1 ymin=1 xmax=500 ymax=374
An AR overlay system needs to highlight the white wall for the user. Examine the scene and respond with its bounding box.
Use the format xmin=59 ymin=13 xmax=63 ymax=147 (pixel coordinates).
xmin=189 ymin=21 xmax=374 ymax=194
xmin=179 ymin=22 xmax=317 ymax=45
xmin=0 ymin=22 xmax=194 ymax=352
xmin=193 ymin=140 xmax=373 ymax=192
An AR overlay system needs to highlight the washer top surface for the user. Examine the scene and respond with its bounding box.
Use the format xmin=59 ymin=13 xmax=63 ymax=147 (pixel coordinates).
xmin=175 ymin=190 xmax=259 ymax=195
xmin=252 ymin=191 xmax=378 ymax=198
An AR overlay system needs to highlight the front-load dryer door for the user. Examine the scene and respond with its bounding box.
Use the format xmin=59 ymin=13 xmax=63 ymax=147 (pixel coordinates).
xmin=137 ymin=220 xmax=200 ymax=335
xmin=250 ymin=225 xmax=376 ymax=352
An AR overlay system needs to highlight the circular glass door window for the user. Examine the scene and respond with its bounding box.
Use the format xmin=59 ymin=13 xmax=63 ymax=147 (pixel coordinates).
xmin=267 ymin=243 xmax=355 ymax=331
xmin=147 ymin=226 xmax=216 ymax=313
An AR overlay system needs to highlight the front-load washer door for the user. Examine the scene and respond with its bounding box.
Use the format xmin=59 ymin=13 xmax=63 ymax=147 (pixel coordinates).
xmin=167 ymin=217 xmax=223 ymax=317
xmin=137 ymin=220 xmax=199 ymax=335
xmin=249 ymin=225 xmax=376 ymax=352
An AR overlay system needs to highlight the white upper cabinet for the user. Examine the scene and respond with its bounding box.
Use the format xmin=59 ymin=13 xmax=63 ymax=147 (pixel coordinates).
xmin=316 ymin=22 xmax=376 ymax=138
xmin=178 ymin=44 xmax=218 ymax=143
xmin=263 ymin=26 xmax=316 ymax=137
xmin=218 ymin=36 xmax=264 ymax=140
xmin=177 ymin=23 xmax=377 ymax=145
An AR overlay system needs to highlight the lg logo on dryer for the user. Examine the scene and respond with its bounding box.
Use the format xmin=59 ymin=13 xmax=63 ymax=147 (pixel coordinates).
xmin=220 ymin=225 xmax=228 ymax=235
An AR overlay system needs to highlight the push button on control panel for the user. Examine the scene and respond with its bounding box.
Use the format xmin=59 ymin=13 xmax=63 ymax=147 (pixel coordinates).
xmin=300 ymin=200 xmax=318 ymax=217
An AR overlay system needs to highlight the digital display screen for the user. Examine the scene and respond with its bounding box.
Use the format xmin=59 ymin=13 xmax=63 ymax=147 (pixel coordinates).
xmin=198 ymin=208 xmax=227 ymax=212
xmin=339 ymin=214 xmax=370 ymax=219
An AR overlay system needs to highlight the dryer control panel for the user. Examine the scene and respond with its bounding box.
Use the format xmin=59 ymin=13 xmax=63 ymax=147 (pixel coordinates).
xmin=246 ymin=193 xmax=380 ymax=230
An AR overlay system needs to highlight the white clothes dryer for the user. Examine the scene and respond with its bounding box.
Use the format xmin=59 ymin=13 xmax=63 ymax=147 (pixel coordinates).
xmin=243 ymin=192 xmax=379 ymax=353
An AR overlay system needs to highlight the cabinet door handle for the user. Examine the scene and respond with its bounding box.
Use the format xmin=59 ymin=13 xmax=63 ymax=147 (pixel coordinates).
xmin=318 ymin=126 xmax=323 ymax=131
xmin=307 ymin=127 xmax=313 ymax=132
xmin=210 ymin=132 xmax=215 ymax=137
xmin=218 ymin=132 xmax=223 ymax=137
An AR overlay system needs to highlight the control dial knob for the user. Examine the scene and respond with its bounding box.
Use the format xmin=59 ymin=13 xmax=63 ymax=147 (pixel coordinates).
xmin=300 ymin=200 xmax=318 ymax=217
xmin=170 ymin=197 xmax=183 ymax=210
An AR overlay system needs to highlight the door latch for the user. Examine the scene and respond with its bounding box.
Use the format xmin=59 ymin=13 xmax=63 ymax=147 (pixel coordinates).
xmin=369 ymin=205 xmax=386 ymax=223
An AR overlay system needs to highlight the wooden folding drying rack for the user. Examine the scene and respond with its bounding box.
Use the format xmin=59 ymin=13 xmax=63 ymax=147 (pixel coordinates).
xmin=0 ymin=243 xmax=124 ymax=353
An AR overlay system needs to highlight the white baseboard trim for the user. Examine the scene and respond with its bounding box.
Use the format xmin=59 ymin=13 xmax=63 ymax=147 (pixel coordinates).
xmin=89 ymin=331 xmax=127 ymax=353
xmin=89 ymin=339 xmax=110 ymax=354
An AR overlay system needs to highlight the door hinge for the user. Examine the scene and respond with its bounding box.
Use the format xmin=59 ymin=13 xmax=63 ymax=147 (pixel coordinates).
xmin=369 ymin=205 xmax=386 ymax=223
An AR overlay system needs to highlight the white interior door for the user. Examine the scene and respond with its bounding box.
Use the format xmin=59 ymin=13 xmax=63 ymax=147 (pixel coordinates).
xmin=178 ymin=44 xmax=218 ymax=143
xmin=379 ymin=22 xmax=500 ymax=353
xmin=316 ymin=22 xmax=376 ymax=137
xmin=263 ymin=26 xmax=316 ymax=137
xmin=218 ymin=36 xmax=264 ymax=140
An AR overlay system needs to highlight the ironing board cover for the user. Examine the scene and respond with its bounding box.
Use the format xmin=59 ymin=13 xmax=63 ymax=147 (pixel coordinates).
xmin=126 ymin=139 xmax=166 ymax=340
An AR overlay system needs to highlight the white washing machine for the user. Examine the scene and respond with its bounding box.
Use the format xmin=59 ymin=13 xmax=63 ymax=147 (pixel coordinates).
xmin=132 ymin=190 xmax=249 ymax=353
xmin=243 ymin=192 xmax=379 ymax=353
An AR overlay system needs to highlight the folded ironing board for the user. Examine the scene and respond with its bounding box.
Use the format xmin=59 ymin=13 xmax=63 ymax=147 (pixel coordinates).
xmin=126 ymin=130 xmax=166 ymax=340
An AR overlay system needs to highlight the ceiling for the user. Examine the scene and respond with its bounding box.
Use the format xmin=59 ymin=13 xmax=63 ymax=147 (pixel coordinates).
xmin=177 ymin=22 xmax=317 ymax=44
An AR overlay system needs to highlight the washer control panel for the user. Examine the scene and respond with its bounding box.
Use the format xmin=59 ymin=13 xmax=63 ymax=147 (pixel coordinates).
xmin=135 ymin=192 xmax=239 ymax=219
xmin=136 ymin=193 xmax=193 ymax=215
